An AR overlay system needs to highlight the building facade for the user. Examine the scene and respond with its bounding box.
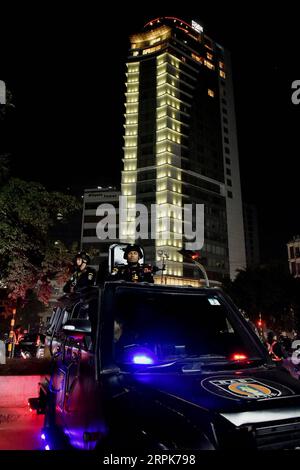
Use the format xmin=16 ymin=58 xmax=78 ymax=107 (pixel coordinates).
xmin=120 ymin=16 xmax=246 ymax=282
xmin=287 ymin=236 xmax=300 ymax=278
xmin=80 ymin=187 xmax=120 ymax=270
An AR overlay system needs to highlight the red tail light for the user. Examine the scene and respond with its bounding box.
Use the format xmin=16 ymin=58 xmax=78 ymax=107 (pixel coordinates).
xmin=230 ymin=353 xmax=248 ymax=361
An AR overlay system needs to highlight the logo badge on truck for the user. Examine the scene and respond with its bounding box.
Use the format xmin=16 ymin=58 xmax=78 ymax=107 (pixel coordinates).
xmin=202 ymin=377 xmax=286 ymax=400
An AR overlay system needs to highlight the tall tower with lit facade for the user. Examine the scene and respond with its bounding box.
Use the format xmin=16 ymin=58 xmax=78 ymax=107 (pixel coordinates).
xmin=121 ymin=16 xmax=246 ymax=282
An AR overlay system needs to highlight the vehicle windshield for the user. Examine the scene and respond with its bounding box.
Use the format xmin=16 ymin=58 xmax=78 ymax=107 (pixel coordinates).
xmin=113 ymin=289 xmax=263 ymax=366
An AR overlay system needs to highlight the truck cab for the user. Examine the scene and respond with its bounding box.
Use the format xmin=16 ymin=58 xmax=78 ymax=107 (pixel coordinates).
xmin=37 ymin=281 xmax=300 ymax=450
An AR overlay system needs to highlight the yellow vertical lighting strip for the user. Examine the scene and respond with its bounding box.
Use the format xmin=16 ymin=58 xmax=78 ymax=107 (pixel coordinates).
xmin=121 ymin=62 xmax=139 ymax=243
xmin=156 ymin=53 xmax=183 ymax=276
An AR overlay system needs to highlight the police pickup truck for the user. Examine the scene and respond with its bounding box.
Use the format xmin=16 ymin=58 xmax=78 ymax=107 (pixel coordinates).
xmin=31 ymin=281 xmax=300 ymax=450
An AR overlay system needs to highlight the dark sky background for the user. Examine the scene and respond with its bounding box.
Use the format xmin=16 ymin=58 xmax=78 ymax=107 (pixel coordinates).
xmin=1 ymin=2 xmax=299 ymax=263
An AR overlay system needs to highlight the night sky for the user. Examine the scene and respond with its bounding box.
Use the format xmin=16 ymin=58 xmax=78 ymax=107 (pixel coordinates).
xmin=1 ymin=2 xmax=299 ymax=263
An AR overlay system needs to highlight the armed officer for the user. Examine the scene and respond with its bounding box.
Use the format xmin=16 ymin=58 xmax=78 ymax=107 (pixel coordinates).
xmin=110 ymin=244 xmax=154 ymax=283
xmin=63 ymin=251 xmax=96 ymax=293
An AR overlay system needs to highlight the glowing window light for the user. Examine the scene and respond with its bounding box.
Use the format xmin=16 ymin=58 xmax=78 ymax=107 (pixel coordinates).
xmin=157 ymin=111 xmax=167 ymax=119
xmin=204 ymin=60 xmax=215 ymax=70
xmin=127 ymin=67 xmax=139 ymax=73
xmin=191 ymin=53 xmax=203 ymax=64
xmin=45 ymin=445 xmax=50 ymax=451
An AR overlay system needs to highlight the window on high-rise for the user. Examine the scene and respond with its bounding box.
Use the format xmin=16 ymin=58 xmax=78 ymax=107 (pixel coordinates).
xmin=150 ymin=37 xmax=161 ymax=45
xmin=225 ymin=147 xmax=230 ymax=154
xmin=205 ymin=40 xmax=213 ymax=50
xmin=290 ymin=246 xmax=295 ymax=258
xmin=219 ymin=61 xmax=224 ymax=69
xmin=225 ymin=157 xmax=231 ymax=165
xmin=226 ymin=168 xmax=231 ymax=176
xmin=227 ymin=179 xmax=232 ymax=187
xmin=223 ymin=126 xmax=228 ymax=134
xmin=204 ymin=60 xmax=215 ymax=70
xmin=208 ymin=89 xmax=215 ymax=98
xmin=220 ymin=70 xmax=226 ymax=79
xmin=142 ymin=45 xmax=162 ymax=55
xmin=191 ymin=52 xmax=203 ymax=63
xmin=227 ymin=191 xmax=233 ymax=198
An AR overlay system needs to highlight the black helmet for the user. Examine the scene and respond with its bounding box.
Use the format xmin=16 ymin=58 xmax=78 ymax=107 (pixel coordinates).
xmin=74 ymin=251 xmax=90 ymax=264
xmin=123 ymin=244 xmax=143 ymax=260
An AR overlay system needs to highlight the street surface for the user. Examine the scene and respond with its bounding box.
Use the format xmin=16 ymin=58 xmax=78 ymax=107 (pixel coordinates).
xmin=0 ymin=358 xmax=50 ymax=450
xmin=0 ymin=406 xmax=43 ymax=450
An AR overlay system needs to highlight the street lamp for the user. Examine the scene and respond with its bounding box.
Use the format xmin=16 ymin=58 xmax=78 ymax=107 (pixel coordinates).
xmin=157 ymin=250 xmax=169 ymax=284
xmin=178 ymin=249 xmax=210 ymax=287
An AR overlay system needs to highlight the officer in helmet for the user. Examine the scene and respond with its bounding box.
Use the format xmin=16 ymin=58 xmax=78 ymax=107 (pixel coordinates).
xmin=63 ymin=251 xmax=96 ymax=293
xmin=110 ymin=244 xmax=154 ymax=283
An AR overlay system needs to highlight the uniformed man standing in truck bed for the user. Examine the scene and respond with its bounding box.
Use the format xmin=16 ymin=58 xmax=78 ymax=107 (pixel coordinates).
xmin=63 ymin=251 xmax=96 ymax=293
xmin=110 ymin=244 xmax=154 ymax=283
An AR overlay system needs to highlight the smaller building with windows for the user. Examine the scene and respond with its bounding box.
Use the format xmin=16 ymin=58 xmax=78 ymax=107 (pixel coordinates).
xmin=81 ymin=187 xmax=121 ymax=271
xmin=287 ymin=236 xmax=300 ymax=278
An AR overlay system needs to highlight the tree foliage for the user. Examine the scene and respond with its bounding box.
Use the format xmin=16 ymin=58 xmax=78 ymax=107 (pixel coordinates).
xmin=0 ymin=177 xmax=81 ymax=304
xmin=224 ymin=263 xmax=300 ymax=332
xmin=17 ymin=289 xmax=46 ymax=330
xmin=0 ymin=153 xmax=10 ymax=184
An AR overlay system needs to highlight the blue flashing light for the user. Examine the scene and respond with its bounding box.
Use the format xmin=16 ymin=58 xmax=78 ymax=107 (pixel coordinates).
xmin=41 ymin=433 xmax=46 ymax=440
xmin=45 ymin=445 xmax=50 ymax=451
xmin=133 ymin=354 xmax=154 ymax=365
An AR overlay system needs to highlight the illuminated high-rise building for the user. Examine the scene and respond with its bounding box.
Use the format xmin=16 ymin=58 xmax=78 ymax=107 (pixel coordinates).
xmin=121 ymin=16 xmax=246 ymax=282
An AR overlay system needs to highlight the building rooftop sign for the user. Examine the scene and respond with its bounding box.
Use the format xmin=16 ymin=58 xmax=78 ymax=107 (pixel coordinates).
xmin=191 ymin=20 xmax=203 ymax=34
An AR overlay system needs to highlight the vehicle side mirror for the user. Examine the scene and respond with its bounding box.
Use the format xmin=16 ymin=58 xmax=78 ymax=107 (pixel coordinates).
xmin=63 ymin=319 xmax=91 ymax=336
